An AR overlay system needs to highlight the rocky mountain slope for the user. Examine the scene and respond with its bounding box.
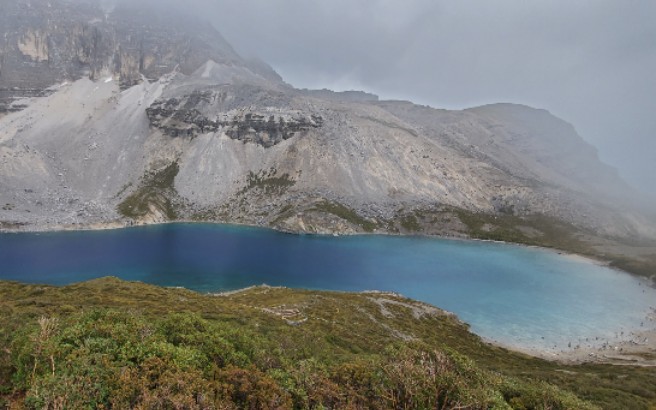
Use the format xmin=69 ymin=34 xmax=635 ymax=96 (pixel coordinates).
xmin=1 ymin=0 xmax=655 ymax=248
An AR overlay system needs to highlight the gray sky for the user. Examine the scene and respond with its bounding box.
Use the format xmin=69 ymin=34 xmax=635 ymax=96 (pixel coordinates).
xmin=197 ymin=0 xmax=655 ymax=195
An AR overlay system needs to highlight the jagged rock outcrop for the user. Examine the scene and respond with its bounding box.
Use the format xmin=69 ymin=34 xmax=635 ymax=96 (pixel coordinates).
xmin=221 ymin=112 xmax=322 ymax=147
xmin=146 ymin=88 xmax=322 ymax=146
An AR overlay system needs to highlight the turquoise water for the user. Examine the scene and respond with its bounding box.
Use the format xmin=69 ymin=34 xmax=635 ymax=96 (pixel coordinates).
xmin=1 ymin=223 xmax=654 ymax=351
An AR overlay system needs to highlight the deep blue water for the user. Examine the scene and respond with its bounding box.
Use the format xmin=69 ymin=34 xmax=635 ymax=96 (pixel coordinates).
xmin=1 ymin=223 xmax=654 ymax=351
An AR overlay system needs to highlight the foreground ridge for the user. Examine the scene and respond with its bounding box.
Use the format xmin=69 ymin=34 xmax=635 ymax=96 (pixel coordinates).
xmin=1 ymin=278 xmax=655 ymax=408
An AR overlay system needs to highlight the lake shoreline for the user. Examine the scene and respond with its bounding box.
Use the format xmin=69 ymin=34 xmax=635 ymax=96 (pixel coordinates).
xmin=8 ymin=217 xmax=654 ymax=288
xmin=214 ymin=285 xmax=656 ymax=366
xmin=2 ymin=219 xmax=655 ymax=365
xmin=484 ymin=326 xmax=656 ymax=366
xmin=0 ymin=218 xmax=625 ymax=275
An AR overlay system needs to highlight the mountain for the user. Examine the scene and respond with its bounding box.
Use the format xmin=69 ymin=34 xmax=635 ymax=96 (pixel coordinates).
xmin=1 ymin=0 xmax=655 ymax=254
xmin=0 ymin=0 xmax=280 ymax=104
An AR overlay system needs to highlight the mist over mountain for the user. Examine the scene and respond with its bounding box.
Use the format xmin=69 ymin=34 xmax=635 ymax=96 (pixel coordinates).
xmin=1 ymin=0 xmax=655 ymax=247
xmin=183 ymin=0 xmax=656 ymax=198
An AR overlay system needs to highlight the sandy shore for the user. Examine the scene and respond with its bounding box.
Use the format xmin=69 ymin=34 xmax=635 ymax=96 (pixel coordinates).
xmin=488 ymin=321 xmax=656 ymax=366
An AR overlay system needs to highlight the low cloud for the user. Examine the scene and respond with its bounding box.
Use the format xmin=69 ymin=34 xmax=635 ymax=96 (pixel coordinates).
xmin=113 ymin=0 xmax=656 ymax=195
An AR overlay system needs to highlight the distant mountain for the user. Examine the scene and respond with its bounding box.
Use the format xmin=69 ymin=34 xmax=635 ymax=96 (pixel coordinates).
xmin=1 ymin=0 xmax=655 ymax=245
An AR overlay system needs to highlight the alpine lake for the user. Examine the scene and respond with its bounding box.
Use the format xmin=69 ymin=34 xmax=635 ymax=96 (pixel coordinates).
xmin=1 ymin=222 xmax=654 ymax=353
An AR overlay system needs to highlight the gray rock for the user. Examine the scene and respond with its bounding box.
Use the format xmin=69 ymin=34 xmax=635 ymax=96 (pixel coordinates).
xmin=0 ymin=0 xmax=654 ymax=241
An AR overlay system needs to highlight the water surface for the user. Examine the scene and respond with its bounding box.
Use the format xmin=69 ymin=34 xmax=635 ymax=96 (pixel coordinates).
xmin=1 ymin=223 xmax=654 ymax=351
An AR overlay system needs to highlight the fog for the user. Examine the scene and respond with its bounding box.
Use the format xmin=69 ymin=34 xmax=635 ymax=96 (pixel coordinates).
xmin=122 ymin=0 xmax=656 ymax=196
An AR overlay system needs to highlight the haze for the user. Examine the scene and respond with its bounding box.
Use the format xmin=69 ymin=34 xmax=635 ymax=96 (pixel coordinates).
xmin=51 ymin=0 xmax=656 ymax=197
xmin=151 ymin=0 xmax=651 ymax=197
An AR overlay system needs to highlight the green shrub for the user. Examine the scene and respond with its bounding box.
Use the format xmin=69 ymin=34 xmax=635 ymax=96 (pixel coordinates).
xmin=2 ymin=279 xmax=634 ymax=409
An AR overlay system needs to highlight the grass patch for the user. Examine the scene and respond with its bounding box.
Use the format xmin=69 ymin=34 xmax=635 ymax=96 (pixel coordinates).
xmin=453 ymin=208 xmax=592 ymax=253
xmin=238 ymin=168 xmax=296 ymax=196
xmin=117 ymin=162 xmax=180 ymax=220
xmin=607 ymin=254 xmax=656 ymax=280
xmin=399 ymin=214 xmax=421 ymax=232
xmin=314 ymin=201 xmax=378 ymax=232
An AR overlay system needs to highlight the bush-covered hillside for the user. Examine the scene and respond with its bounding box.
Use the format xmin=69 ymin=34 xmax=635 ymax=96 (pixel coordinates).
xmin=0 ymin=278 xmax=654 ymax=409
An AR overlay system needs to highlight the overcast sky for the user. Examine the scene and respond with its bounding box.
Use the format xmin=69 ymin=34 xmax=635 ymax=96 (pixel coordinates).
xmin=195 ymin=0 xmax=655 ymax=195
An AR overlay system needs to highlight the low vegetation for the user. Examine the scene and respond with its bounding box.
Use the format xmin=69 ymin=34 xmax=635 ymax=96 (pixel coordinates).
xmin=1 ymin=278 xmax=655 ymax=409
xmin=606 ymin=254 xmax=656 ymax=280
xmin=117 ymin=162 xmax=180 ymax=220
xmin=452 ymin=209 xmax=592 ymax=252
xmin=238 ymin=169 xmax=296 ymax=196
xmin=313 ymin=201 xmax=378 ymax=232
xmin=399 ymin=214 xmax=421 ymax=232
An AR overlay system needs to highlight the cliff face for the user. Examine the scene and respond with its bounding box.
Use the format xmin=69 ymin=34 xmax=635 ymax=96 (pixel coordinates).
xmin=0 ymin=0 xmax=279 ymax=113
xmin=146 ymin=85 xmax=323 ymax=146
xmin=0 ymin=0 xmax=654 ymax=243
